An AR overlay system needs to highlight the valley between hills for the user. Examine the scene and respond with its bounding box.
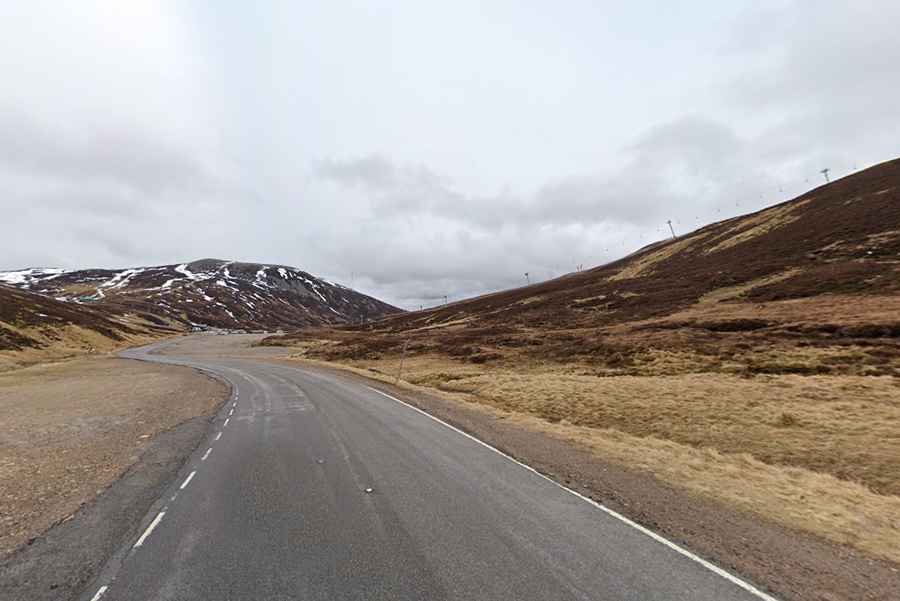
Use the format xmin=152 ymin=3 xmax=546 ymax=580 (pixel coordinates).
xmin=2 ymin=160 xmax=899 ymax=601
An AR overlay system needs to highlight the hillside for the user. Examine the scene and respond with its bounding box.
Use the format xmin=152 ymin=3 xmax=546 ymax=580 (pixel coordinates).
xmin=0 ymin=259 xmax=400 ymax=332
xmin=0 ymin=284 xmax=176 ymax=371
xmin=269 ymin=158 xmax=900 ymax=375
xmin=264 ymin=158 xmax=900 ymax=565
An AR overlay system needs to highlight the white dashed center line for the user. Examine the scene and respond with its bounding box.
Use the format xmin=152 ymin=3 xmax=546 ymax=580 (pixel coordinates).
xmin=201 ymin=447 xmax=212 ymax=461
xmin=89 ymin=585 xmax=109 ymax=601
xmin=180 ymin=470 xmax=197 ymax=490
xmin=215 ymin=432 xmax=223 ymax=441
xmin=133 ymin=511 xmax=166 ymax=548
xmin=224 ymin=417 xmax=230 ymax=427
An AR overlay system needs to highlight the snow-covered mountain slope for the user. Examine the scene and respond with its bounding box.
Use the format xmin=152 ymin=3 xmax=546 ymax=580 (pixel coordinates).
xmin=0 ymin=259 xmax=400 ymax=330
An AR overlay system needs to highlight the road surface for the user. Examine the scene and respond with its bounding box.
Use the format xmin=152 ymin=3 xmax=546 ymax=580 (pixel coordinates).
xmin=85 ymin=336 xmax=776 ymax=601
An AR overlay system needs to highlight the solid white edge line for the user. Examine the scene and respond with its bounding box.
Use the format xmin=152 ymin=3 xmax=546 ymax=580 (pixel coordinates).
xmin=89 ymin=585 xmax=108 ymax=601
xmin=365 ymin=385 xmax=780 ymax=601
xmin=180 ymin=470 xmax=197 ymax=490
xmin=201 ymin=447 xmax=212 ymax=461
xmin=133 ymin=511 xmax=165 ymax=548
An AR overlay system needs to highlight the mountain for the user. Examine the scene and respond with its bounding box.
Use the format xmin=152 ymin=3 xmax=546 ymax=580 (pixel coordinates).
xmin=0 ymin=259 xmax=400 ymax=331
xmin=266 ymin=158 xmax=900 ymax=376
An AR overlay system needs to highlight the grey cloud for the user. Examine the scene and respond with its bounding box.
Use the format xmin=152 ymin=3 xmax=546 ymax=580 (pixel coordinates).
xmin=728 ymin=2 xmax=900 ymax=108
xmin=315 ymin=155 xmax=456 ymax=212
xmin=3 ymin=2 xmax=899 ymax=311
xmin=71 ymin=225 xmax=146 ymax=263
xmin=0 ymin=103 xmax=251 ymax=268
xmin=628 ymin=118 xmax=743 ymax=166
xmin=313 ymin=116 xmax=760 ymax=232
xmin=314 ymin=156 xmax=399 ymax=191
xmin=307 ymin=109 xmax=829 ymax=308
xmin=0 ymin=109 xmax=207 ymax=195
xmin=724 ymin=0 xmax=900 ymax=170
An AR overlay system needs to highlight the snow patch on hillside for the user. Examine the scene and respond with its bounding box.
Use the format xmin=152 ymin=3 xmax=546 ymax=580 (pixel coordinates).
xmin=101 ymin=268 xmax=143 ymax=291
xmin=0 ymin=268 xmax=67 ymax=286
xmin=175 ymin=264 xmax=201 ymax=280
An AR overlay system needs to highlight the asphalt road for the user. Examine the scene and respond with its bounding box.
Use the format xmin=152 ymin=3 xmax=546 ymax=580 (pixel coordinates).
xmin=85 ymin=336 xmax=776 ymax=601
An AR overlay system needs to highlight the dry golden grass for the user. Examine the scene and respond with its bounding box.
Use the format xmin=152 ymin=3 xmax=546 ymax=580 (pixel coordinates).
xmin=288 ymin=348 xmax=900 ymax=563
xmin=865 ymin=228 xmax=900 ymax=245
xmin=510 ymin=413 xmax=900 ymax=565
xmin=410 ymin=316 xmax=473 ymax=332
xmin=698 ymin=269 xmax=801 ymax=304
xmin=705 ymin=200 xmax=808 ymax=253
xmin=636 ymin=294 xmax=900 ymax=334
xmin=0 ymin=324 xmax=165 ymax=373
xmin=678 ymin=344 xmax=884 ymax=376
xmin=609 ymin=233 xmax=708 ymax=280
xmin=56 ymin=283 xmax=102 ymax=296
xmin=572 ymin=294 xmax=607 ymax=305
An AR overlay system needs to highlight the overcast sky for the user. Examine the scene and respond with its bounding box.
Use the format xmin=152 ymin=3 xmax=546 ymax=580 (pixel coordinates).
xmin=3 ymin=1 xmax=899 ymax=308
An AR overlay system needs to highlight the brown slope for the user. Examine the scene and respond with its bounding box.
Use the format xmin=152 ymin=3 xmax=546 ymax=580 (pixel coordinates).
xmin=267 ymin=157 xmax=900 ymax=373
xmin=0 ymin=285 xmax=178 ymax=370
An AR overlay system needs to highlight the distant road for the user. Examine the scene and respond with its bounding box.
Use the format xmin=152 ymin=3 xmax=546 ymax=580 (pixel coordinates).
xmin=85 ymin=336 xmax=775 ymax=601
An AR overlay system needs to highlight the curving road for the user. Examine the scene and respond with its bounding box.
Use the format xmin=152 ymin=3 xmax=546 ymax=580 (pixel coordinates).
xmin=83 ymin=336 xmax=777 ymax=601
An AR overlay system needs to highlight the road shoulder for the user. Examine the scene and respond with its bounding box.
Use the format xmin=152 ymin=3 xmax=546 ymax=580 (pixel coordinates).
xmin=283 ymin=358 xmax=900 ymax=601
xmin=0 ymin=357 xmax=229 ymax=601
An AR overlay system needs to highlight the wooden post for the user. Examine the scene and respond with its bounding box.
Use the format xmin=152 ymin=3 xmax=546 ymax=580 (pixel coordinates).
xmin=395 ymin=339 xmax=409 ymax=384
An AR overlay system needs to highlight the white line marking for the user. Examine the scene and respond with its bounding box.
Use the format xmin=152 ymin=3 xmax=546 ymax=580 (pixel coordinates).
xmin=89 ymin=585 xmax=109 ymax=601
xmin=201 ymin=448 xmax=212 ymax=461
xmin=365 ymin=386 xmax=779 ymax=601
xmin=133 ymin=511 xmax=165 ymax=548
xmin=180 ymin=470 xmax=197 ymax=490
xmin=215 ymin=432 xmax=223 ymax=441
xmin=228 ymin=408 xmax=234 ymax=416
xmin=224 ymin=417 xmax=230 ymax=427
